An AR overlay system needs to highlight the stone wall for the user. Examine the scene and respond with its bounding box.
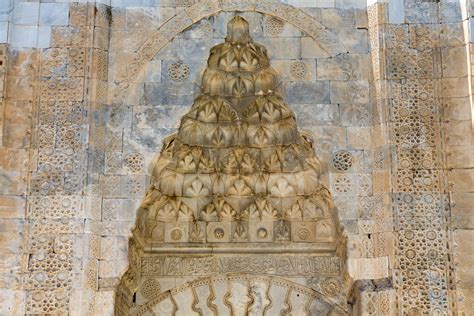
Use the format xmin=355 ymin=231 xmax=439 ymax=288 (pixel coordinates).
xmin=0 ymin=0 xmax=472 ymax=315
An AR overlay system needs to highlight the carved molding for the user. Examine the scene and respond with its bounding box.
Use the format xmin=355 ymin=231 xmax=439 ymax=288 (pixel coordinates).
xmin=135 ymin=274 xmax=349 ymax=315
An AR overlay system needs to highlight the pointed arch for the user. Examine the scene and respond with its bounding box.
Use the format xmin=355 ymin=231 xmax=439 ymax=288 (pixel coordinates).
xmin=115 ymin=0 xmax=347 ymax=98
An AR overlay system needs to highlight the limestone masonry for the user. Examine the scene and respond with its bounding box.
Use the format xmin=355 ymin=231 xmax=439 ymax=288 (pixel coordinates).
xmin=0 ymin=0 xmax=473 ymax=315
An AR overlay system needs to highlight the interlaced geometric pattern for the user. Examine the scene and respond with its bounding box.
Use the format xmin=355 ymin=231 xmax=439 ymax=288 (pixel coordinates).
xmin=385 ymin=17 xmax=453 ymax=315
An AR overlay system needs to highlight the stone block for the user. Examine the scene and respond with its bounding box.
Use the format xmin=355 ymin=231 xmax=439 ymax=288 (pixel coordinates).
xmin=39 ymin=3 xmax=69 ymax=26
xmin=335 ymin=0 xmax=366 ymax=9
xmin=0 ymin=289 xmax=24 ymax=315
xmin=446 ymin=120 xmax=473 ymax=146
xmin=451 ymin=192 xmax=474 ymax=228
xmin=133 ymin=105 xmax=188 ymax=130
xmin=178 ymin=38 xmax=222 ymax=61
xmin=330 ymin=80 xmax=370 ymax=105
xmin=448 ymin=145 xmax=474 ymax=169
xmin=348 ymin=256 xmax=389 ymax=280
xmin=262 ymin=16 xmax=302 ymax=38
xmin=347 ymin=127 xmax=372 ymax=149
xmin=321 ymin=8 xmax=355 ymax=28
xmin=0 ymin=232 xmax=21 ymax=253
xmin=317 ymin=54 xmax=370 ymax=81
xmin=125 ymin=7 xmax=176 ymax=30
xmin=271 ymin=59 xmax=316 ymax=82
xmin=141 ymin=82 xmax=195 ymax=105
xmin=161 ymin=60 xmax=206 ymax=84
xmin=153 ymin=38 xmax=180 ymax=61
xmin=182 ymin=18 xmax=215 ymax=39
xmin=111 ymin=0 xmax=161 ymax=7
xmin=451 ymin=168 xmax=474 ymax=193
xmin=333 ymin=196 xmax=358 ymax=220
xmin=405 ymin=2 xmax=438 ymax=24
xmin=2 ymin=101 xmax=31 ymax=148
xmin=0 ymin=196 xmax=25 ymax=219
xmin=0 ymin=149 xmax=28 ymax=171
xmin=284 ymin=81 xmax=330 ymax=104
xmin=332 ymin=28 xmax=368 ymax=53
xmin=9 ymin=25 xmax=38 ymax=48
xmin=440 ymin=22 xmax=465 ymax=47
xmin=258 ymin=37 xmax=302 ymax=60
xmin=442 ymin=97 xmax=472 ymax=122
xmin=388 ymin=0 xmax=404 ymax=24
xmin=439 ymin=1 xmax=463 ymax=23
xmin=7 ymin=49 xmax=39 ymax=77
xmin=109 ymin=29 xmax=153 ymax=53
xmin=340 ymin=103 xmax=372 ymax=127
xmin=442 ymin=46 xmax=468 ymax=78
xmin=292 ymin=103 xmax=339 ymax=126
xmin=456 ymin=267 xmax=474 ymax=288
xmin=125 ymin=127 xmax=177 ymax=153
xmin=12 ymin=2 xmax=39 ymax=25
xmin=94 ymin=290 xmax=115 ymax=315
xmin=144 ymin=60 xmax=162 ymax=83
xmin=0 ymin=22 xmax=8 ymax=43
xmin=301 ymin=37 xmax=331 ymax=58
xmin=111 ymin=8 xmax=127 ymax=30
xmin=304 ymin=126 xmax=347 ymax=154
xmin=37 ymin=26 xmax=51 ymax=48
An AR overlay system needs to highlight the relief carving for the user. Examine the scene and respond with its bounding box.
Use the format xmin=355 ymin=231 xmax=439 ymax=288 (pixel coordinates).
xmin=116 ymin=16 xmax=349 ymax=315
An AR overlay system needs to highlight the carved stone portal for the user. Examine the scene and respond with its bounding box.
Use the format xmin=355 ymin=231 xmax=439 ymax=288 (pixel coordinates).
xmin=115 ymin=16 xmax=351 ymax=315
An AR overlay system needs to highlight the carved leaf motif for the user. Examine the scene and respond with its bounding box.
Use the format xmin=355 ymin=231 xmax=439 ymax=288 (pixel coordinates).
xmin=189 ymin=222 xmax=203 ymax=242
xmin=218 ymin=101 xmax=239 ymax=121
xmin=221 ymin=152 xmax=239 ymax=173
xmin=254 ymin=126 xmax=270 ymax=145
xmin=200 ymin=203 xmax=218 ymax=221
xmin=233 ymin=222 xmax=247 ymax=239
xmin=186 ymin=180 xmax=210 ymax=197
xmin=261 ymin=100 xmax=281 ymax=122
xmin=285 ymin=201 xmax=303 ymax=220
xmin=275 ymin=220 xmax=290 ymax=240
xmin=270 ymin=178 xmax=295 ymax=197
xmin=241 ymin=153 xmax=256 ymax=172
xmin=210 ymin=127 xmax=228 ymax=147
xmin=181 ymin=119 xmax=202 ymax=141
xmin=156 ymin=200 xmax=177 ymax=221
xmin=159 ymin=170 xmax=184 ymax=196
xmin=242 ymin=203 xmax=260 ymax=220
xmin=265 ymin=151 xmax=282 ymax=171
xmin=228 ymin=178 xmax=252 ymax=196
xmin=261 ymin=202 xmax=278 ymax=220
xmin=219 ymin=202 xmax=237 ymax=221
xmin=198 ymin=102 xmax=218 ymax=122
xmin=198 ymin=154 xmax=215 ymax=173
xmin=304 ymin=199 xmax=324 ymax=219
xmin=240 ymin=50 xmax=258 ymax=70
xmin=178 ymin=153 xmax=196 ymax=172
xmin=219 ymin=50 xmax=239 ymax=70
xmin=177 ymin=202 xmax=194 ymax=221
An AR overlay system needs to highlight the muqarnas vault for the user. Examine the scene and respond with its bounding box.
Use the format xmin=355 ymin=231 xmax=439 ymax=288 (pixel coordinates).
xmin=116 ymin=16 xmax=351 ymax=315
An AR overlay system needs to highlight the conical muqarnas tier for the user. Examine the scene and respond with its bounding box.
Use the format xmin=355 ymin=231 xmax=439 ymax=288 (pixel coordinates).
xmin=134 ymin=15 xmax=339 ymax=248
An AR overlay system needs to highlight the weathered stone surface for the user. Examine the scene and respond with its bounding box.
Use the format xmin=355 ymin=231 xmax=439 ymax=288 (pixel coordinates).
xmin=284 ymin=81 xmax=330 ymax=104
xmin=0 ymin=1 xmax=470 ymax=315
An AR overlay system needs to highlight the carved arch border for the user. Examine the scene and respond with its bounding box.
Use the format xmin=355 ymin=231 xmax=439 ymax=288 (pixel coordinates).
xmin=116 ymin=0 xmax=348 ymax=97
xmin=134 ymin=273 xmax=349 ymax=315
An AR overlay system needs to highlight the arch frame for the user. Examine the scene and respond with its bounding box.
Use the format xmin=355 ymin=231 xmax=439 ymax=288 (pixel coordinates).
xmin=114 ymin=0 xmax=348 ymax=98
xmin=133 ymin=273 xmax=350 ymax=315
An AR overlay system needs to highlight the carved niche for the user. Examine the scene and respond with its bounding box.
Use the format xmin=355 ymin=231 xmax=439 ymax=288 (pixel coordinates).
xmin=116 ymin=16 xmax=350 ymax=315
